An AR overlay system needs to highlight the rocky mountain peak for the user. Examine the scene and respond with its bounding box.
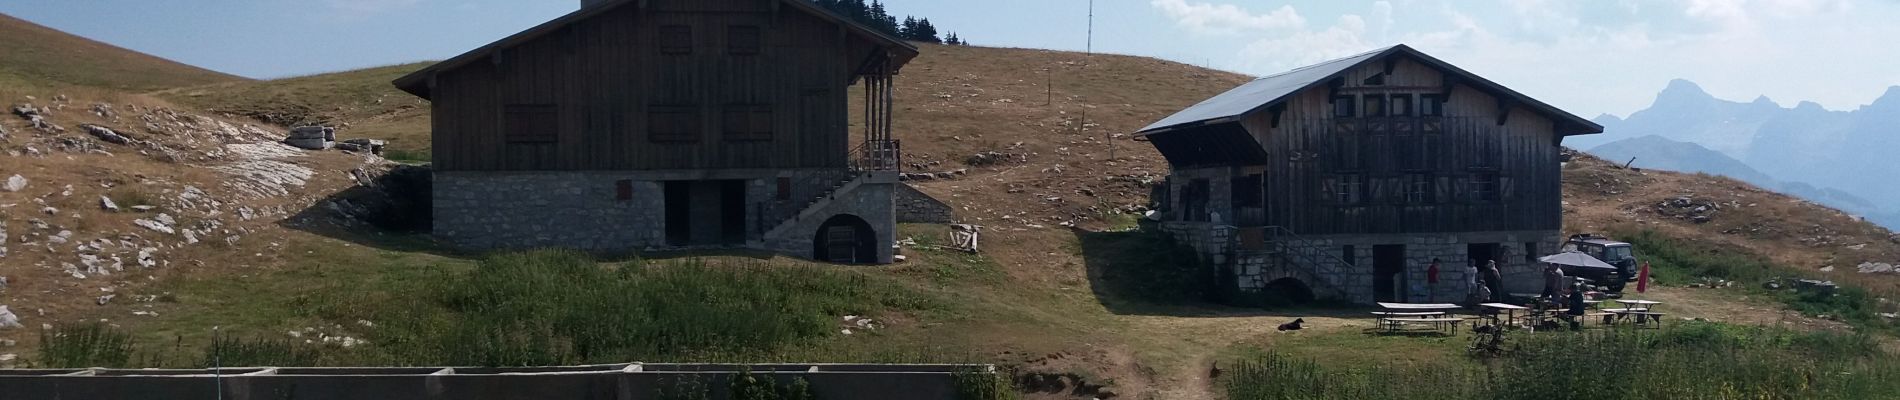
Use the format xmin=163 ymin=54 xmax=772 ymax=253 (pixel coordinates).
xmin=1653 ymin=78 xmax=1715 ymax=107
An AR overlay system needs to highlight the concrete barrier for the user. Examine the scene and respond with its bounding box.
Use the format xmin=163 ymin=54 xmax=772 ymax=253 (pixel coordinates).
xmin=0 ymin=363 xmax=994 ymax=400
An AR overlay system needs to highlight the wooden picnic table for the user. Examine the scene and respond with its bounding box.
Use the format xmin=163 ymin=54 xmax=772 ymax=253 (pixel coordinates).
xmin=1479 ymin=303 xmax=1530 ymax=328
xmin=1377 ymin=302 xmax=1462 ymax=310
xmin=1607 ymin=300 xmax=1667 ymax=327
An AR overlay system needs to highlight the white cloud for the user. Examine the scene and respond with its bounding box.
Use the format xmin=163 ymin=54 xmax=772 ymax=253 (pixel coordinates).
xmin=1149 ymin=0 xmax=1306 ymax=35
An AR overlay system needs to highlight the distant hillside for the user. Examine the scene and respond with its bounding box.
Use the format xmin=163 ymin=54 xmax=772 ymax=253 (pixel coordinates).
xmin=162 ymin=63 xmax=433 ymax=159
xmin=0 ymin=13 xmax=243 ymax=91
xmin=1583 ymin=79 xmax=1900 ymax=230
xmin=1590 ymin=135 xmax=1776 ymax=186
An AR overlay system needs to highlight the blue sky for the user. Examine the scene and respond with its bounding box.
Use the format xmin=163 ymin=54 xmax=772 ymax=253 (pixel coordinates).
xmin=4 ymin=0 xmax=1898 ymax=117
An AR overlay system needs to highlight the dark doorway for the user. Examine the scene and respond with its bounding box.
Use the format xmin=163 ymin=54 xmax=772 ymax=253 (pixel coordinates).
xmin=1373 ymin=245 xmax=1406 ymax=303
xmin=1260 ymin=278 xmax=1315 ymax=306
xmin=664 ymin=181 xmax=691 ymax=246
xmin=1469 ymin=243 xmax=1501 ymax=297
xmin=812 ymin=214 xmax=877 ymax=264
xmin=719 ymin=180 xmax=747 ymax=245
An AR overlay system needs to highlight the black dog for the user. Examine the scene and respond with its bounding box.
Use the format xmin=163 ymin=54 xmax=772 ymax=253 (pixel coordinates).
xmin=1276 ymin=318 xmax=1305 ymax=331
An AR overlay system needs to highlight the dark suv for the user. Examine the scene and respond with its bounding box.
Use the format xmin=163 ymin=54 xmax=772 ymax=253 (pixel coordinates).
xmin=1562 ymin=234 xmax=1638 ymax=292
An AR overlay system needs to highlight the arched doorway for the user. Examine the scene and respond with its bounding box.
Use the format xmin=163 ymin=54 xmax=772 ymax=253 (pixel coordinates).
xmin=812 ymin=214 xmax=876 ymax=264
xmin=1259 ymin=278 xmax=1316 ymax=307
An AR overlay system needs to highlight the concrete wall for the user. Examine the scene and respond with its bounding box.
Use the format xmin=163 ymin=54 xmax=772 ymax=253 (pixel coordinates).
xmin=0 ymin=364 xmax=987 ymax=400
xmin=435 ymin=169 xmax=893 ymax=264
xmin=894 ymin=183 xmax=953 ymax=223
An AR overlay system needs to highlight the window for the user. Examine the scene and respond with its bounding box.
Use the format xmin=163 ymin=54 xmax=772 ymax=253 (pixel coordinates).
xmin=1332 ymin=96 xmax=1356 ymax=118
xmin=1232 ymin=174 xmax=1265 ymax=226
xmin=504 ymin=104 xmax=558 ymax=143
xmin=1182 ymin=179 xmax=1211 ymax=222
xmin=1342 ymin=245 xmax=1357 ymax=267
xmin=660 ymin=25 xmax=692 ymax=54
xmin=1469 ymin=172 xmax=1500 ymax=203
xmin=1524 ymin=242 xmax=1539 ymax=263
xmin=722 ymin=104 xmax=773 ymax=141
xmin=1363 ymin=73 xmax=1385 ymax=86
xmin=1336 ymin=174 xmax=1364 ymax=206
xmin=649 ymin=105 xmax=701 ymax=143
xmin=1391 ymin=95 xmax=1413 ymax=116
xmin=1405 ymin=174 xmax=1432 ymax=204
xmin=776 ymin=177 xmax=792 ymax=201
xmin=1419 ymin=94 xmax=1445 ymax=117
xmin=1363 ymin=96 xmax=1386 ymax=117
xmin=728 ymin=26 xmax=761 ymax=55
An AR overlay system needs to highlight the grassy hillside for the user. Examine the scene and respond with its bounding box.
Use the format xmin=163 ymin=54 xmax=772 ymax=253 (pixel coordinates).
xmin=0 ymin=13 xmax=244 ymax=91
xmin=10 ymin=33 xmax=1900 ymax=399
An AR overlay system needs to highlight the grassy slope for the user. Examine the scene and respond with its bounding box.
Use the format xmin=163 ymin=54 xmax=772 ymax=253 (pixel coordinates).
xmin=0 ymin=13 xmax=244 ymax=91
xmin=14 ymin=35 xmax=1900 ymax=398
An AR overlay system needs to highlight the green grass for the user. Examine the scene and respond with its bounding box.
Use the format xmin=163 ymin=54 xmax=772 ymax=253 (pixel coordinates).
xmin=1618 ymin=229 xmax=1898 ymax=332
xmin=0 ymin=14 xmax=243 ymax=93
xmin=1224 ymin=322 xmax=1900 ymax=400
xmin=37 ymin=322 xmax=136 ymax=368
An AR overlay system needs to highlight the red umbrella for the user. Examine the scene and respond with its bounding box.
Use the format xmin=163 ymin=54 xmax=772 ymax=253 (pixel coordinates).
xmin=1636 ymin=261 xmax=1651 ymax=293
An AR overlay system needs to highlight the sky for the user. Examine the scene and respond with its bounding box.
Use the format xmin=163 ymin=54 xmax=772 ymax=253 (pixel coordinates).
xmin=3 ymin=0 xmax=1898 ymax=118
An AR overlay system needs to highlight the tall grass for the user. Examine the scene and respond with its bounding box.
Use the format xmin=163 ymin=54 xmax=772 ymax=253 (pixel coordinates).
xmin=38 ymin=322 xmax=135 ymax=368
xmin=1224 ymin=322 xmax=1900 ymax=400
xmin=337 ymin=250 xmax=940 ymax=366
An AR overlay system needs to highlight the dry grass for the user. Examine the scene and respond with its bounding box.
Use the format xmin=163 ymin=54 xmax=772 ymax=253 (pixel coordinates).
xmin=0 ymin=13 xmax=244 ymax=92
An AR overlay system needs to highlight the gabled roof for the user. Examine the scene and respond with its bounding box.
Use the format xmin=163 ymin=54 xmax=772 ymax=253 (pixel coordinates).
xmin=392 ymin=0 xmax=919 ymax=99
xmin=1138 ymin=44 xmax=1603 ymax=136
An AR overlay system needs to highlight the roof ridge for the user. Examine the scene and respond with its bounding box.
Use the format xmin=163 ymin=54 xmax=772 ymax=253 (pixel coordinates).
xmin=1248 ymin=45 xmax=1399 ymax=81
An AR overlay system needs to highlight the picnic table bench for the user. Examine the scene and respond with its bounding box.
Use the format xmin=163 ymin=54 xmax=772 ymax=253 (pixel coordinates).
xmin=1374 ymin=303 xmax=1465 ymax=334
xmin=1379 ymin=317 xmax=1465 ymax=334
xmin=1603 ymin=300 xmax=1668 ymax=327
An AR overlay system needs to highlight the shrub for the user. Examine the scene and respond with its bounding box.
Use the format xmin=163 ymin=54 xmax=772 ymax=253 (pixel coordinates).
xmin=38 ymin=322 xmax=135 ymax=368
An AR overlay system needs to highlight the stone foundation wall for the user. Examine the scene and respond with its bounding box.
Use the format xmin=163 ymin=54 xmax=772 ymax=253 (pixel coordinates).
xmin=1152 ymin=221 xmax=1560 ymax=304
xmin=894 ymin=183 xmax=953 ymax=223
xmin=434 ymin=170 xmax=893 ymax=263
xmin=765 ymin=178 xmax=896 ymax=263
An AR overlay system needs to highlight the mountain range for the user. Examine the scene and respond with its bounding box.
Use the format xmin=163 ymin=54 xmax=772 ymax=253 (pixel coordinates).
xmin=1580 ymin=79 xmax=1900 ymax=230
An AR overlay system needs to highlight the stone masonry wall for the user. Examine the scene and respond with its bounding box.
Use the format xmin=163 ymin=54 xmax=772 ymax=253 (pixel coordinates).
xmin=1152 ymin=220 xmax=1560 ymax=305
xmin=766 ymin=179 xmax=896 ymax=263
xmin=893 ymin=183 xmax=952 ymax=223
xmin=435 ymin=170 xmax=891 ymax=262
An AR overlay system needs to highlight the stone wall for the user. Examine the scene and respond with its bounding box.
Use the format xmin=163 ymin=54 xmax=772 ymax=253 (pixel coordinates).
xmin=765 ymin=175 xmax=897 ymax=263
xmin=893 ymin=183 xmax=953 ymax=223
xmin=1153 ymin=220 xmax=1560 ymax=304
xmin=434 ymin=169 xmax=893 ymax=263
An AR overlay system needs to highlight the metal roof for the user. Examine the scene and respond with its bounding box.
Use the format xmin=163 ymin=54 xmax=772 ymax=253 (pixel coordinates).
xmin=1139 ymin=46 xmax=1393 ymax=133
xmin=1137 ymin=44 xmax=1603 ymax=136
xmin=392 ymin=0 xmax=918 ymax=99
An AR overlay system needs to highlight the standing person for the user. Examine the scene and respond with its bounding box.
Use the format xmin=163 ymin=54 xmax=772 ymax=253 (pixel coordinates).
xmin=1426 ymin=259 xmax=1442 ymax=302
xmin=1464 ymin=259 xmax=1480 ymax=304
xmin=1566 ymin=277 xmax=1587 ymax=330
xmin=1483 ymin=260 xmax=1503 ymax=302
xmin=1542 ymin=263 xmax=1567 ymax=301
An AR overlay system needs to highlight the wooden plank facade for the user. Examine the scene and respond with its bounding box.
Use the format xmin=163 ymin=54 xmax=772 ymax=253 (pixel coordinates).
xmin=399 ymin=0 xmax=916 ymax=172
xmin=1145 ymin=47 xmax=1599 ymax=236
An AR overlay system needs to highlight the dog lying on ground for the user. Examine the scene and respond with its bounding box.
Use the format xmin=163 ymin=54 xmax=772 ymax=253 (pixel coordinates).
xmin=1276 ymin=318 xmax=1305 ymax=331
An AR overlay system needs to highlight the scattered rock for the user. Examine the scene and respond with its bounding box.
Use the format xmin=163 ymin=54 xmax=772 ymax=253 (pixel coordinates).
xmin=283 ymin=126 xmax=336 ymax=150
xmin=82 ymin=124 xmax=131 ymax=145
xmin=134 ymin=217 xmax=176 ymax=235
xmin=1859 ymin=262 xmax=1896 ymax=274
xmin=3 ymin=175 xmax=23 ymax=192
xmin=96 ymin=294 xmax=115 ymax=306
xmin=0 ymin=306 xmax=19 ymax=329
xmin=99 ymin=195 xmax=120 ymax=212
xmin=131 ymin=205 xmax=156 ymax=212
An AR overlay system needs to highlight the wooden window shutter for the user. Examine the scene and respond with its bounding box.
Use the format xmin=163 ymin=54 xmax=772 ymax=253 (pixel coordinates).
xmin=660 ymin=25 xmax=692 ymax=55
xmin=649 ymin=105 xmax=701 ymax=143
xmin=723 ymin=104 xmax=772 ymax=141
xmin=728 ymin=26 xmax=761 ymax=55
xmin=504 ymin=104 xmax=558 ymax=143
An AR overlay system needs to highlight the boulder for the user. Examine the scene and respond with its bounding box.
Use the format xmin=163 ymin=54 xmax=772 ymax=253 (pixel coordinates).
xmin=99 ymin=195 xmax=120 ymax=212
xmin=82 ymin=124 xmax=130 ymax=144
xmin=2 ymin=174 xmax=23 ymax=192
xmin=10 ymin=104 xmax=39 ymax=119
xmin=1860 ymin=262 xmax=1896 ymax=274
xmin=0 ymin=306 xmax=18 ymax=329
xmin=284 ymin=126 xmax=337 ymax=150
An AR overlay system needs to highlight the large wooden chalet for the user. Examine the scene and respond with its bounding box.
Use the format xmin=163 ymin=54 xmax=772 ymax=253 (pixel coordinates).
xmin=1138 ymin=45 xmax=1602 ymax=304
xmin=394 ymin=0 xmax=916 ymax=263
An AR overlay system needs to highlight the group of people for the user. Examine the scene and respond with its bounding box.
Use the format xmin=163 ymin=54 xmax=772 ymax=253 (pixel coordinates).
xmin=1453 ymin=259 xmax=1504 ymax=304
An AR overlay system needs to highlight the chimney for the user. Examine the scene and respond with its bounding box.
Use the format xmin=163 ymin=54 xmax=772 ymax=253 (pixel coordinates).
xmin=581 ymin=0 xmax=608 ymax=9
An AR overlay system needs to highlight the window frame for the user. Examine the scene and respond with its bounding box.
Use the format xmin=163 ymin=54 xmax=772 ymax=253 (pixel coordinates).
xmin=1419 ymin=94 xmax=1445 ymax=117
xmin=503 ymin=104 xmax=559 ymax=144
xmin=1363 ymin=95 xmax=1387 ymax=117
xmin=1390 ymin=94 xmax=1413 ymax=117
xmin=1336 ymin=173 xmax=1365 ymax=206
xmin=1469 ymin=172 xmax=1501 ymax=203
xmin=1332 ymin=95 xmax=1356 ymax=118
xmin=1404 ymin=173 xmax=1432 ymax=205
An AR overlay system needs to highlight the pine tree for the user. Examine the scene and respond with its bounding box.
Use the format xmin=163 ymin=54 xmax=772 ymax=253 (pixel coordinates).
xmin=845 ymin=0 xmax=869 ymax=25
xmin=899 ymin=16 xmax=919 ymax=41
xmin=869 ymin=1 xmax=900 ymax=36
xmin=915 ymin=18 xmax=941 ymax=44
xmin=946 ymin=32 xmax=961 ymax=46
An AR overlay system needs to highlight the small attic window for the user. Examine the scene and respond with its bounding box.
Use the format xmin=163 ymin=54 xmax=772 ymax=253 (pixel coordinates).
xmin=1364 ymin=73 xmax=1386 ymax=86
